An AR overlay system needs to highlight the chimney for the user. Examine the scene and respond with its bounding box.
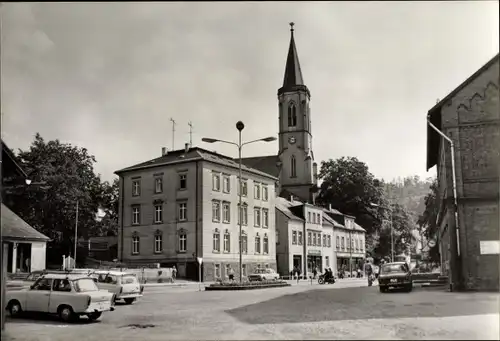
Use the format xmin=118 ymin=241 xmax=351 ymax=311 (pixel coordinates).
xmin=290 ymin=195 xmax=294 ymax=202
xmin=161 ymin=147 xmax=167 ymax=156
xmin=185 ymin=143 xmax=189 ymax=153
xmin=329 ymin=203 xmax=332 ymax=211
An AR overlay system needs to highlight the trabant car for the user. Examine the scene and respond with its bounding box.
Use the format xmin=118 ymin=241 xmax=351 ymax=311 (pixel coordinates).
xmin=5 ymin=273 xmax=115 ymax=322
xmin=378 ymin=262 xmax=413 ymax=293
xmin=7 ymin=270 xmax=46 ymax=290
xmin=90 ymin=270 xmax=144 ymax=305
xmin=247 ymin=268 xmax=280 ymax=282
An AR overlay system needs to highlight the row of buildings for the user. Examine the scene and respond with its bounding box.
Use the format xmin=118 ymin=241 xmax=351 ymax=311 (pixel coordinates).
xmin=114 ymin=25 xmax=367 ymax=281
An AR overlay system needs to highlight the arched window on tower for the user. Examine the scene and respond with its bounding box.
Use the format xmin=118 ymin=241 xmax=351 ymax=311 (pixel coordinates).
xmin=288 ymin=103 xmax=297 ymax=127
xmin=291 ymin=155 xmax=297 ymax=178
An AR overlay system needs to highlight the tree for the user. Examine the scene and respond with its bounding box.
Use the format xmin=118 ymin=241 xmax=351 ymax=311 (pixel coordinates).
xmin=417 ymin=178 xmax=440 ymax=263
xmin=4 ymin=133 xmax=106 ymax=266
xmin=90 ymin=178 xmax=119 ymax=237
xmin=317 ymin=156 xmax=387 ymax=240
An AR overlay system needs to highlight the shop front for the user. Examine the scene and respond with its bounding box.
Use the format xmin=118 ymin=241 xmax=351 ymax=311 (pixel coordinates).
xmin=307 ymin=249 xmax=322 ymax=273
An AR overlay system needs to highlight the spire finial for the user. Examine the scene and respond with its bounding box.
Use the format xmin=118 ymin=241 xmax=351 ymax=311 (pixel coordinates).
xmin=289 ymin=22 xmax=295 ymax=33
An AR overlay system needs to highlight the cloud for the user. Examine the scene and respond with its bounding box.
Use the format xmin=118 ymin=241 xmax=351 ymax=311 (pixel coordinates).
xmin=1 ymin=2 xmax=498 ymax=182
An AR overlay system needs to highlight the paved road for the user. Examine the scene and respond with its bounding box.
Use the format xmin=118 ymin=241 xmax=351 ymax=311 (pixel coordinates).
xmin=3 ymin=279 xmax=499 ymax=340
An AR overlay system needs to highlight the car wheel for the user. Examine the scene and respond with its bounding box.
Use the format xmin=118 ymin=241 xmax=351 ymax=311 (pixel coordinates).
xmin=8 ymin=300 xmax=22 ymax=317
xmin=124 ymin=298 xmax=136 ymax=305
xmin=88 ymin=312 xmax=102 ymax=321
xmin=58 ymin=305 xmax=75 ymax=322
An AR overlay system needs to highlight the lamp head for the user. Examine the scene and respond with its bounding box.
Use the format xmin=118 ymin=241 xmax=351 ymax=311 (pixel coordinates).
xmin=25 ymin=179 xmax=32 ymax=185
xmin=202 ymin=138 xmax=218 ymax=143
xmin=236 ymin=121 xmax=245 ymax=131
xmin=262 ymin=137 xmax=277 ymax=142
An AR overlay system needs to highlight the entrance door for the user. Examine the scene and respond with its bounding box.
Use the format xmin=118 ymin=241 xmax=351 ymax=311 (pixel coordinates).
xmin=26 ymin=278 xmax=52 ymax=312
xmin=293 ymin=255 xmax=302 ymax=272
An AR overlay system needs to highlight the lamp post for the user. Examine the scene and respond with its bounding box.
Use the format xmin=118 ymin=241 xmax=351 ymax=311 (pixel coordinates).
xmin=202 ymin=121 xmax=276 ymax=283
xmin=370 ymin=202 xmax=394 ymax=262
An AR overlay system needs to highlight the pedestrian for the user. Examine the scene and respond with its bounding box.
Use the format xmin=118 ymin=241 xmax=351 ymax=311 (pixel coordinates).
xmin=297 ymin=268 xmax=301 ymax=283
xmin=172 ymin=265 xmax=177 ymax=282
xmin=228 ymin=266 xmax=235 ymax=282
xmin=313 ymin=267 xmax=317 ymax=279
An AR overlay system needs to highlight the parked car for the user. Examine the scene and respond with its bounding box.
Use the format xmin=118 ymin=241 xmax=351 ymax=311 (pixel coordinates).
xmin=90 ymin=270 xmax=144 ymax=305
xmin=378 ymin=262 xmax=413 ymax=293
xmin=7 ymin=270 xmax=46 ymax=290
xmin=247 ymin=268 xmax=280 ymax=282
xmin=5 ymin=273 xmax=115 ymax=322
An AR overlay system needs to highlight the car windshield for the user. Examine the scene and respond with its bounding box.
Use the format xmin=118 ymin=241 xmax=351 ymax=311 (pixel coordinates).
xmin=73 ymin=278 xmax=99 ymax=292
xmin=381 ymin=264 xmax=407 ymax=273
xmin=121 ymin=275 xmax=138 ymax=284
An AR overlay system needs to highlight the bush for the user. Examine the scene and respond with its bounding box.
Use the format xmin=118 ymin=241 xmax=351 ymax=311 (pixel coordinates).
xmin=206 ymin=279 xmax=290 ymax=291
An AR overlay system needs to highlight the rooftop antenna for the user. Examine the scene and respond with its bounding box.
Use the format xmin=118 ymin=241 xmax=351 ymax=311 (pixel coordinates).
xmin=170 ymin=118 xmax=176 ymax=150
xmin=188 ymin=121 xmax=193 ymax=148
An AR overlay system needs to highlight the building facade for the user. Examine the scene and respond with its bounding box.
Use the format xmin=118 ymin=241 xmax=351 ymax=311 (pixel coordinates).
xmin=240 ymin=24 xmax=318 ymax=204
xmin=426 ymin=54 xmax=499 ymax=291
xmin=115 ymin=146 xmax=277 ymax=281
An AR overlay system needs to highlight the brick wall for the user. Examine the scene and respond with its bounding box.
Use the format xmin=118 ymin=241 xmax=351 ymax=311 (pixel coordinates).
xmin=438 ymin=57 xmax=499 ymax=291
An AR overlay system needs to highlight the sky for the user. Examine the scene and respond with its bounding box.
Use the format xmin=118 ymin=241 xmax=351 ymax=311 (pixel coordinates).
xmin=1 ymin=1 xmax=499 ymax=183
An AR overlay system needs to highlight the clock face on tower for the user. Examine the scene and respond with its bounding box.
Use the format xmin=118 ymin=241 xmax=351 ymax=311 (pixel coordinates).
xmin=288 ymin=136 xmax=296 ymax=145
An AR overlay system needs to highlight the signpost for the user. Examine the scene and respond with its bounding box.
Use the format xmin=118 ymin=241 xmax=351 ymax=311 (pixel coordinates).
xmin=197 ymin=257 xmax=203 ymax=291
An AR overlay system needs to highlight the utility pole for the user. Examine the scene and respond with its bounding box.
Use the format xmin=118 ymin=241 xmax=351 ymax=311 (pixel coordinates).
xmin=74 ymin=200 xmax=79 ymax=269
xmin=188 ymin=121 xmax=193 ymax=147
xmin=170 ymin=118 xmax=176 ymax=150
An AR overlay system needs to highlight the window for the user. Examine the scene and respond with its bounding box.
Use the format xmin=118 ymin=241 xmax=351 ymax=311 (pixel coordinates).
xmin=288 ymin=102 xmax=297 ymax=127
xmin=223 ymin=231 xmax=231 ymax=252
xmin=132 ymin=234 xmax=140 ymax=254
xmin=255 ymin=235 xmax=261 ymax=254
xmin=215 ymin=264 xmax=221 ymax=278
xmin=225 ymin=264 xmax=231 ymax=278
xmin=53 ymin=279 xmax=71 ymax=292
xmin=262 ymin=186 xmax=269 ymax=201
xmin=238 ymin=203 xmax=248 ymax=225
xmin=213 ymin=230 xmax=220 ymax=252
xmin=223 ymin=202 xmax=230 ymax=223
xmin=154 ymin=231 xmax=163 ymax=253
xmin=351 ymin=238 xmax=354 ymax=250
xmin=307 ymin=232 xmax=312 ymax=246
xmin=212 ymin=173 xmax=221 ymax=191
xmin=313 ymin=233 xmax=317 ymax=246
xmin=254 ymin=183 xmax=261 ymax=199
xmin=325 ymin=256 xmax=330 ymax=267
xmin=33 ymin=278 xmax=52 ymax=291
xmin=336 ymin=236 xmax=340 ymax=249
xmin=263 ymin=235 xmax=269 ymax=254
xmin=308 ymin=212 xmax=311 ymax=223
xmin=254 ymin=207 xmax=261 ymax=227
xmin=132 ymin=206 xmax=140 ymax=225
xmin=178 ymin=232 xmax=187 ymax=252
xmin=238 ymin=178 xmax=248 ymax=197
xmin=292 ymin=231 xmax=297 ymax=245
xmin=223 ymin=175 xmax=230 ymax=193
xmin=155 ymin=177 xmax=163 ymax=193
xmin=355 ymin=239 xmax=359 ymax=251
xmin=154 ymin=205 xmax=163 ymax=223
xmin=212 ymin=201 xmax=221 ymax=222
xmin=132 ymin=179 xmax=141 ymax=196
xmin=317 ymin=214 xmax=321 ymax=224
xmin=341 ymin=237 xmax=345 ymax=250
xmin=360 ymin=240 xmax=364 ymax=252
xmin=276 ymin=230 xmax=279 ymax=245
xmin=262 ymin=209 xmax=269 ymax=228
xmin=178 ymin=202 xmax=187 ymax=221
xmin=179 ymin=174 xmax=187 ymax=190
xmin=298 ymin=231 xmax=303 ymax=245
xmin=291 ymin=155 xmax=297 ymax=178
xmin=240 ymin=233 xmax=248 ymax=254
xmin=328 ymin=235 xmax=331 ymax=247
xmin=323 ymin=235 xmax=326 ymax=247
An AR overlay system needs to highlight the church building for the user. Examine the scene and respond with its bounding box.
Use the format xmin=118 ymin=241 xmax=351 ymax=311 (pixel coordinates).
xmin=241 ymin=23 xmax=319 ymax=204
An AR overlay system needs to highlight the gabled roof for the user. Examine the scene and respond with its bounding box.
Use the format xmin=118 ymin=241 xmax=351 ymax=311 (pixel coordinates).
xmin=1 ymin=204 xmax=50 ymax=242
xmin=240 ymin=155 xmax=280 ymax=178
xmin=2 ymin=139 xmax=27 ymax=179
xmin=115 ymin=147 xmax=277 ymax=181
xmin=275 ymin=197 xmax=304 ymax=222
xmin=426 ymin=53 xmax=499 ymax=170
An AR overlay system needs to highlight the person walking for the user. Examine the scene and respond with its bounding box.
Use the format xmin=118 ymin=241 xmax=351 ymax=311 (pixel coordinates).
xmin=228 ymin=266 xmax=235 ymax=282
xmin=172 ymin=265 xmax=177 ymax=283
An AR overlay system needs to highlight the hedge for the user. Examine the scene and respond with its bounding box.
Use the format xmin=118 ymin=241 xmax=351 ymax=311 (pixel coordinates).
xmin=205 ymin=280 xmax=291 ymax=291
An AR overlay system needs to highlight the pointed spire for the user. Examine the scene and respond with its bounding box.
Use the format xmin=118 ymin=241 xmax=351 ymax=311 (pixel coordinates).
xmin=278 ymin=22 xmax=309 ymax=97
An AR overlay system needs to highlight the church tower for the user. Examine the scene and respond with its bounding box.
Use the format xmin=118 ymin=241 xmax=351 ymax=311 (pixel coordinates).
xmin=277 ymin=23 xmax=317 ymax=203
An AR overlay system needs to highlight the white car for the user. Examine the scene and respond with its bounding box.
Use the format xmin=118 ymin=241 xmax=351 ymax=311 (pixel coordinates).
xmin=91 ymin=270 xmax=144 ymax=305
xmin=5 ymin=273 xmax=115 ymax=322
xmin=247 ymin=268 xmax=280 ymax=281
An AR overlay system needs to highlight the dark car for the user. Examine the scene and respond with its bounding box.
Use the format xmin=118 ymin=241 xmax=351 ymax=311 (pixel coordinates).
xmin=378 ymin=262 xmax=413 ymax=293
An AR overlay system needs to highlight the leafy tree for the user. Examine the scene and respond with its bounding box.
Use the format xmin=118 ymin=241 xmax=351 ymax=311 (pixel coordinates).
xmin=317 ymin=157 xmax=388 ymax=256
xmin=90 ymin=178 xmax=119 ymax=237
xmin=417 ymin=178 xmax=440 ymax=263
xmin=4 ymin=133 xmax=107 ymax=266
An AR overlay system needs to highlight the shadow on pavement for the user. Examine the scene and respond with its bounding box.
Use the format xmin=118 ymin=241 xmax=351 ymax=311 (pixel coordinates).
xmin=226 ymin=286 xmax=499 ymax=325
xmin=6 ymin=312 xmax=101 ymax=325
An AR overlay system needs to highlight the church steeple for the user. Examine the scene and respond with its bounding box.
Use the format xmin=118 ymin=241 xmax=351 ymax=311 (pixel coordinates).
xmin=278 ymin=22 xmax=310 ymax=97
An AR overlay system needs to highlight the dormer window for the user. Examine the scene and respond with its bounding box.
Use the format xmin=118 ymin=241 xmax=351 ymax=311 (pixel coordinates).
xmin=288 ymin=103 xmax=297 ymax=127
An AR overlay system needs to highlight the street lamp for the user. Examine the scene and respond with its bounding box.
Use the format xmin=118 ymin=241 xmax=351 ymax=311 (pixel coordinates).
xmin=370 ymin=202 xmax=394 ymax=262
xmin=202 ymin=121 xmax=277 ymax=283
